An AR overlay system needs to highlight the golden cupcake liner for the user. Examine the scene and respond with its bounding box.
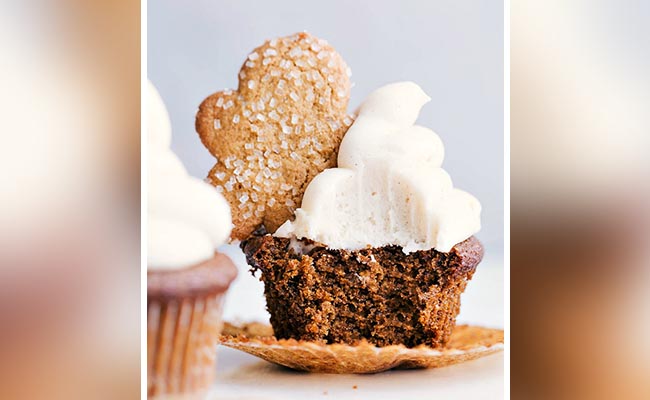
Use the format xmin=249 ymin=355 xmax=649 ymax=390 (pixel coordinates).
xmin=220 ymin=322 xmax=503 ymax=374
xmin=148 ymin=294 xmax=225 ymax=399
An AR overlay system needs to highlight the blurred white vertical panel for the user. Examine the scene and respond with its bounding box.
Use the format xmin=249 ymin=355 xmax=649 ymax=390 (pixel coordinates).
xmin=512 ymin=1 xmax=650 ymax=399
xmin=512 ymin=0 xmax=650 ymax=201
xmin=0 ymin=0 xmax=140 ymax=399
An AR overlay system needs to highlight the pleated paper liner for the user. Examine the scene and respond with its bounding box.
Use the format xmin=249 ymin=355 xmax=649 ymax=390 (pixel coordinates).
xmin=148 ymin=295 xmax=225 ymax=399
xmin=220 ymin=322 xmax=503 ymax=374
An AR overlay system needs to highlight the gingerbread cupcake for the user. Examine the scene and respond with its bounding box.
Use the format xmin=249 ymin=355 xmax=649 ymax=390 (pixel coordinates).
xmin=195 ymin=33 xmax=482 ymax=349
xmin=148 ymin=82 xmax=237 ymax=398
xmin=242 ymin=82 xmax=482 ymax=349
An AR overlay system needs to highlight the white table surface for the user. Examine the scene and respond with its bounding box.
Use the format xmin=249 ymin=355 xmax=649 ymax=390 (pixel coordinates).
xmin=210 ymin=244 xmax=504 ymax=400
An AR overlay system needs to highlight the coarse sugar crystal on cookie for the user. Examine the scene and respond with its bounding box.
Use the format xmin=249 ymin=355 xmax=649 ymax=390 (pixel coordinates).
xmin=196 ymin=32 xmax=353 ymax=240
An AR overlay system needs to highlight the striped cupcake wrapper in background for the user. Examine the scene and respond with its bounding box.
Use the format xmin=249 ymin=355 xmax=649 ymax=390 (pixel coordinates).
xmin=148 ymin=294 xmax=225 ymax=399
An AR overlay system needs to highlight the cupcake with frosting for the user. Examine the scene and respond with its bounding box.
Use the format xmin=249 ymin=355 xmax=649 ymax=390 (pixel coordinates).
xmin=147 ymin=82 xmax=237 ymax=398
xmin=243 ymin=82 xmax=482 ymax=348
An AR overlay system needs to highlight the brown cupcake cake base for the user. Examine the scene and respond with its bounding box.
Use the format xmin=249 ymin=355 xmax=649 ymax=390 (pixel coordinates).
xmin=148 ymin=253 xmax=237 ymax=399
xmin=242 ymin=235 xmax=483 ymax=349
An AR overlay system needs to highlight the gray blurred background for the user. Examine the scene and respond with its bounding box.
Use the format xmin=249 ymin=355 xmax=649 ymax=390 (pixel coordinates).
xmin=148 ymin=0 xmax=504 ymax=256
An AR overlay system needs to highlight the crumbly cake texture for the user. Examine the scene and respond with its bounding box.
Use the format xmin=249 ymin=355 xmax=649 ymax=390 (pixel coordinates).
xmin=220 ymin=322 xmax=503 ymax=373
xmin=242 ymin=235 xmax=484 ymax=348
xmin=196 ymin=32 xmax=353 ymax=240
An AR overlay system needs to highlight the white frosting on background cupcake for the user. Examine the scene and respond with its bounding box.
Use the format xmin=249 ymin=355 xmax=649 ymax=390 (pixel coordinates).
xmin=148 ymin=82 xmax=232 ymax=269
xmin=276 ymin=82 xmax=481 ymax=253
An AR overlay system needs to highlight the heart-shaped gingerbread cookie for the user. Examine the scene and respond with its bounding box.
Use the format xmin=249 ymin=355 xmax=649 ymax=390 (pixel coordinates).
xmin=196 ymin=32 xmax=352 ymax=240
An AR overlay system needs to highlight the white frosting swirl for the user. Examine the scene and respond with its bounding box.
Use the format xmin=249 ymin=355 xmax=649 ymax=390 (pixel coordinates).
xmin=148 ymin=82 xmax=232 ymax=269
xmin=275 ymin=82 xmax=481 ymax=253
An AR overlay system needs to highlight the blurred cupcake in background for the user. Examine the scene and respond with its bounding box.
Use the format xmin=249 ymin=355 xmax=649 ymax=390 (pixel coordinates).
xmin=147 ymin=82 xmax=237 ymax=399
